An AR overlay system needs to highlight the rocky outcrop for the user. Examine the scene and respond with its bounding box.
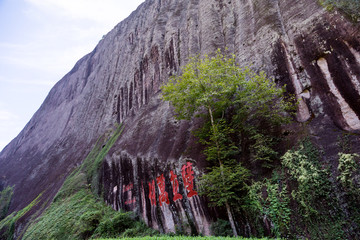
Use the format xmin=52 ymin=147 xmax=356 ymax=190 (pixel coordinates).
xmin=1 ymin=0 xmax=360 ymax=236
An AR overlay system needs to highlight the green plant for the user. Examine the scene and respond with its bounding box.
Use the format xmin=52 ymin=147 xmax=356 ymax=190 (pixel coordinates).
xmin=246 ymin=176 xmax=290 ymax=238
xmin=0 ymin=192 xmax=43 ymax=240
xmin=211 ymin=219 xmax=233 ymax=237
xmin=337 ymin=133 xmax=352 ymax=153
xmin=23 ymin=188 xmax=155 ymax=240
xmin=280 ymin=139 xmax=348 ymax=239
xmin=319 ymin=0 xmax=360 ymax=22
xmin=199 ymin=163 xmax=250 ymax=209
xmin=0 ymin=186 xmax=13 ymax=221
xmin=82 ymin=124 xmax=124 ymax=196
xmin=22 ymin=124 xmax=158 ymax=240
xmin=94 ymin=236 xmax=278 ymax=240
xmin=162 ymin=50 xmax=294 ymax=236
xmin=337 ymin=152 xmax=360 ymax=195
xmin=281 ymin=139 xmax=330 ymax=218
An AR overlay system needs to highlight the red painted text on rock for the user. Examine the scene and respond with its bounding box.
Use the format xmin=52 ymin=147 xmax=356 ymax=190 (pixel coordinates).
xmin=170 ymin=170 xmax=183 ymax=202
xmin=181 ymin=162 xmax=197 ymax=198
xmin=148 ymin=180 xmax=156 ymax=206
xmin=156 ymin=174 xmax=170 ymax=206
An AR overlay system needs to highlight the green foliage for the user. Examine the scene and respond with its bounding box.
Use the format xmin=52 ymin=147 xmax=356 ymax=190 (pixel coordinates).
xmin=281 ymin=139 xmax=330 ymax=218
xmin=246 ymin=176 xmax=290 ymax=238
xmin=55 ymin=124 xmax=123 ymax=202
xmin=162 ymin=51 xmax=293 ymax=124
xmin=162 ymin=50 xmax=294 ymax=236
xmin=162 ymin=51 xmax=245 ymax=120
xmin=23 ymin=124 xmax=157 ymax=240
xmin=163 ymin=50 xmax=293 ymax=169
xmin=0 ymin=192 xmax=43 ymax=240
xmin=95 ymin=236 xmax=277 ymax=240
xmin=211 ymin=219 xmax=233 ymax=237
xmin=23 ymin=188 xmax=156 ymax=240
xmin=319 ymin=0 xmax=360 ymax=22
xmin=54 ymin=170 xmax=87 ymax=201
xmin=337 ymin=133 xmax=352 ymax=153
xmin=197 ymin=120 xmax=239 ymax=165
xmin=82 ymin=124 xmax=124 ymax=196
xmin=199 ymin=163 xmax=250 ymax=208
xmin=337 ymin=152 xmax=360 ymax=195
xmin=250 ymin=133 xmax=279 ymax=168
xmin=280 ymin=139 xmax=347 ymax=239
xmin=0 ymin=186 xmax=13 ymax=221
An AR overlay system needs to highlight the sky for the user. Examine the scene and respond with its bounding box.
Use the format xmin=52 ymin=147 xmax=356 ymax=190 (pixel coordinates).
xmin=0 ymin=0 xmax=144 ymax=151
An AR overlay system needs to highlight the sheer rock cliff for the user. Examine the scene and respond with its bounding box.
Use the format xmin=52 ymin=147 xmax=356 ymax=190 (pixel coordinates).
xmin=1 ymin=0 xmax=360 ymax=236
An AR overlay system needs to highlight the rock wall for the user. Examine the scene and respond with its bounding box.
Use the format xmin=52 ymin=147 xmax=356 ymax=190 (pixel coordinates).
xmin=0 ymin=0 xmax=360 ymax=236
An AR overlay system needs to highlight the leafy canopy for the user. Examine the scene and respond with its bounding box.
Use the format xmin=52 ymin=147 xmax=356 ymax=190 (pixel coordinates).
xmin=162 ymin=50 xmax=293 ymax=166
xmin=162 ymin=50 xmax=292 ymax=124
xmin=161 ymin=50 xmax=294 ymax=237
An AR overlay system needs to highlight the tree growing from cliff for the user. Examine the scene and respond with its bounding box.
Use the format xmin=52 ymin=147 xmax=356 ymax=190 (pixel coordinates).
xmin=161 ymin=50 xmax=293 ymax=236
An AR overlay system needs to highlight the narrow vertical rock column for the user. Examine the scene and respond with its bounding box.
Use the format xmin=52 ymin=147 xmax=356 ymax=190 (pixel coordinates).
xmin=317 ymin=57 xmax=360 ymax=130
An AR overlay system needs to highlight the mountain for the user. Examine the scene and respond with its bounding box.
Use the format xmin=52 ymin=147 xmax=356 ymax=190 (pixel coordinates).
xmin=1 ymin=0 xmax=360 ymax=238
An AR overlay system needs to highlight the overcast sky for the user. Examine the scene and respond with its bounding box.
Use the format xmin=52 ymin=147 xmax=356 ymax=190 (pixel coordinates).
xmin=0 ymin=0 xmax=144 ymax=151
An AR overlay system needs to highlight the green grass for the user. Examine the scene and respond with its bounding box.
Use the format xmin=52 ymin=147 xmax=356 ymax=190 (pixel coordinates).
xmin=95 ymin=237 xmax=276 ymax=240
xmin=23 ymin=186 xmax=156 ymax=240
xmin=22 ymin=124 xmax=157 ymax=240
xmin=0 ymin=186 xmax=13 ymax=221
xmin=0 ymin=192 xmax=43 ymax=240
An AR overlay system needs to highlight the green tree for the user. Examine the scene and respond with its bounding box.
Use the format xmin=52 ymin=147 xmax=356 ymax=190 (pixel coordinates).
xmin=161 ymin=50 xmax=293 ymax=236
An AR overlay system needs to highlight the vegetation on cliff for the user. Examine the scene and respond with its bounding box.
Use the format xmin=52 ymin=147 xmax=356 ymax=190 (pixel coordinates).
xmin=0 ymin=186 xmax=13 ymax=221
xmin=319 ymin=0 xmax=360 ymax=22
xmin=162 ymin=50 xmax=360 ymax=239
xmin=96 ymin=237 xmax=275 ymax=240
xmin=21 ymin=124 xmax=156 ymax=240
xmin=162 ymin=51 xmax=294 ymax=237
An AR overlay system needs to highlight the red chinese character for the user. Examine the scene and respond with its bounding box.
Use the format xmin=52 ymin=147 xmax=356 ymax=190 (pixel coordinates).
xmin=123 ymin=183 xmax=134 ymax=193
xmin=125 ymin=199 xmax=136 ymax=205
xmin=156 ymin=174 xmax=170 ymax=206
xmin=148 ymin=180 xmax=156 ymax=206
xmin=181 ymin=162 xmax=197 ymax=198
xmin=170 ymin=170 xmax=183 ymax=201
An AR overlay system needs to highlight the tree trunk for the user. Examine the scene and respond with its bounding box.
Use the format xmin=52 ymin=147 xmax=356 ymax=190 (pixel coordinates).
xmin=225 ymin=201 xmax=238 ymax=237
xmin=208 ymin=107 xmax=238 ymax=237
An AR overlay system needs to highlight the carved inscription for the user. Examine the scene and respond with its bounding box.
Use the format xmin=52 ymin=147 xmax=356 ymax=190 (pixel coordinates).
xmin=147 ymin=162 xmax=197 ymax=206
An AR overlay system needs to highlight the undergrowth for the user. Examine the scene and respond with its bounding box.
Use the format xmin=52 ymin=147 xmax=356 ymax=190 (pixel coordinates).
xmin=23 ymin=183 xmax=156 ymax=239
xmin=281 ymin=139 xmax=345 ymax=239
xmin=319 ymin=0 xmax=360 ymax=22
xmin=246 ymin=173 xmax=291 ymax=238
xmin=0 ymin=186 xmax=13 ymax=221
xmin=95 ymin=237 xmax=276 ymax=240
xmin=0 ymin=192 xmax=43 ymax=240
xmin=23 ymin=124 xmax=157 ymax=239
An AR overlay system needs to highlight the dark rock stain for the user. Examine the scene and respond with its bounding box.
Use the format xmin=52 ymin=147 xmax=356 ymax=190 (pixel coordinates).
xmin=293 ymin=24 xmax=360 ymax=129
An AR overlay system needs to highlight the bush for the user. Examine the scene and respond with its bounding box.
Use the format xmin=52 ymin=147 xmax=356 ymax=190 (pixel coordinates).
xmin=281 ymin=139 xmax=330 ymax=218
xmin=0 ymin=186 xmax=13 ymax=221
xmin=319 ymin=0 xmax=360 ymax=22
xmin=211 ymin=219 xmax=233 ymax=237
xmin=246 ymin=176 xmax=290 ymax=238
xmin=337 ymin=153 xmax=360 ymax=194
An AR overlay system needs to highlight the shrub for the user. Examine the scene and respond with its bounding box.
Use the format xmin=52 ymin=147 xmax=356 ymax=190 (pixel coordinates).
xmin=337 ymin=153 xmax=360 ymax=195
xmin=319 ymin=0 xmax=360 ymax=22
xmin=0 ymin=186 xmax=13 ymax=221
xmin=211 ymin=219 xmax=233 ymax=237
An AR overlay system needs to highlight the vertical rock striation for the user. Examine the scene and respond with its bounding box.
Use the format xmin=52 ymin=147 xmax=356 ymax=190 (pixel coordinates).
xmin=1 ymin=0 xmax=360 ymax=236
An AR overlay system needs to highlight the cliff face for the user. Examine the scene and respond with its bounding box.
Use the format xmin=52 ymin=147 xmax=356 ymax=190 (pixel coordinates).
xmin=1 ymin=0 xmax=360 ymax=236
